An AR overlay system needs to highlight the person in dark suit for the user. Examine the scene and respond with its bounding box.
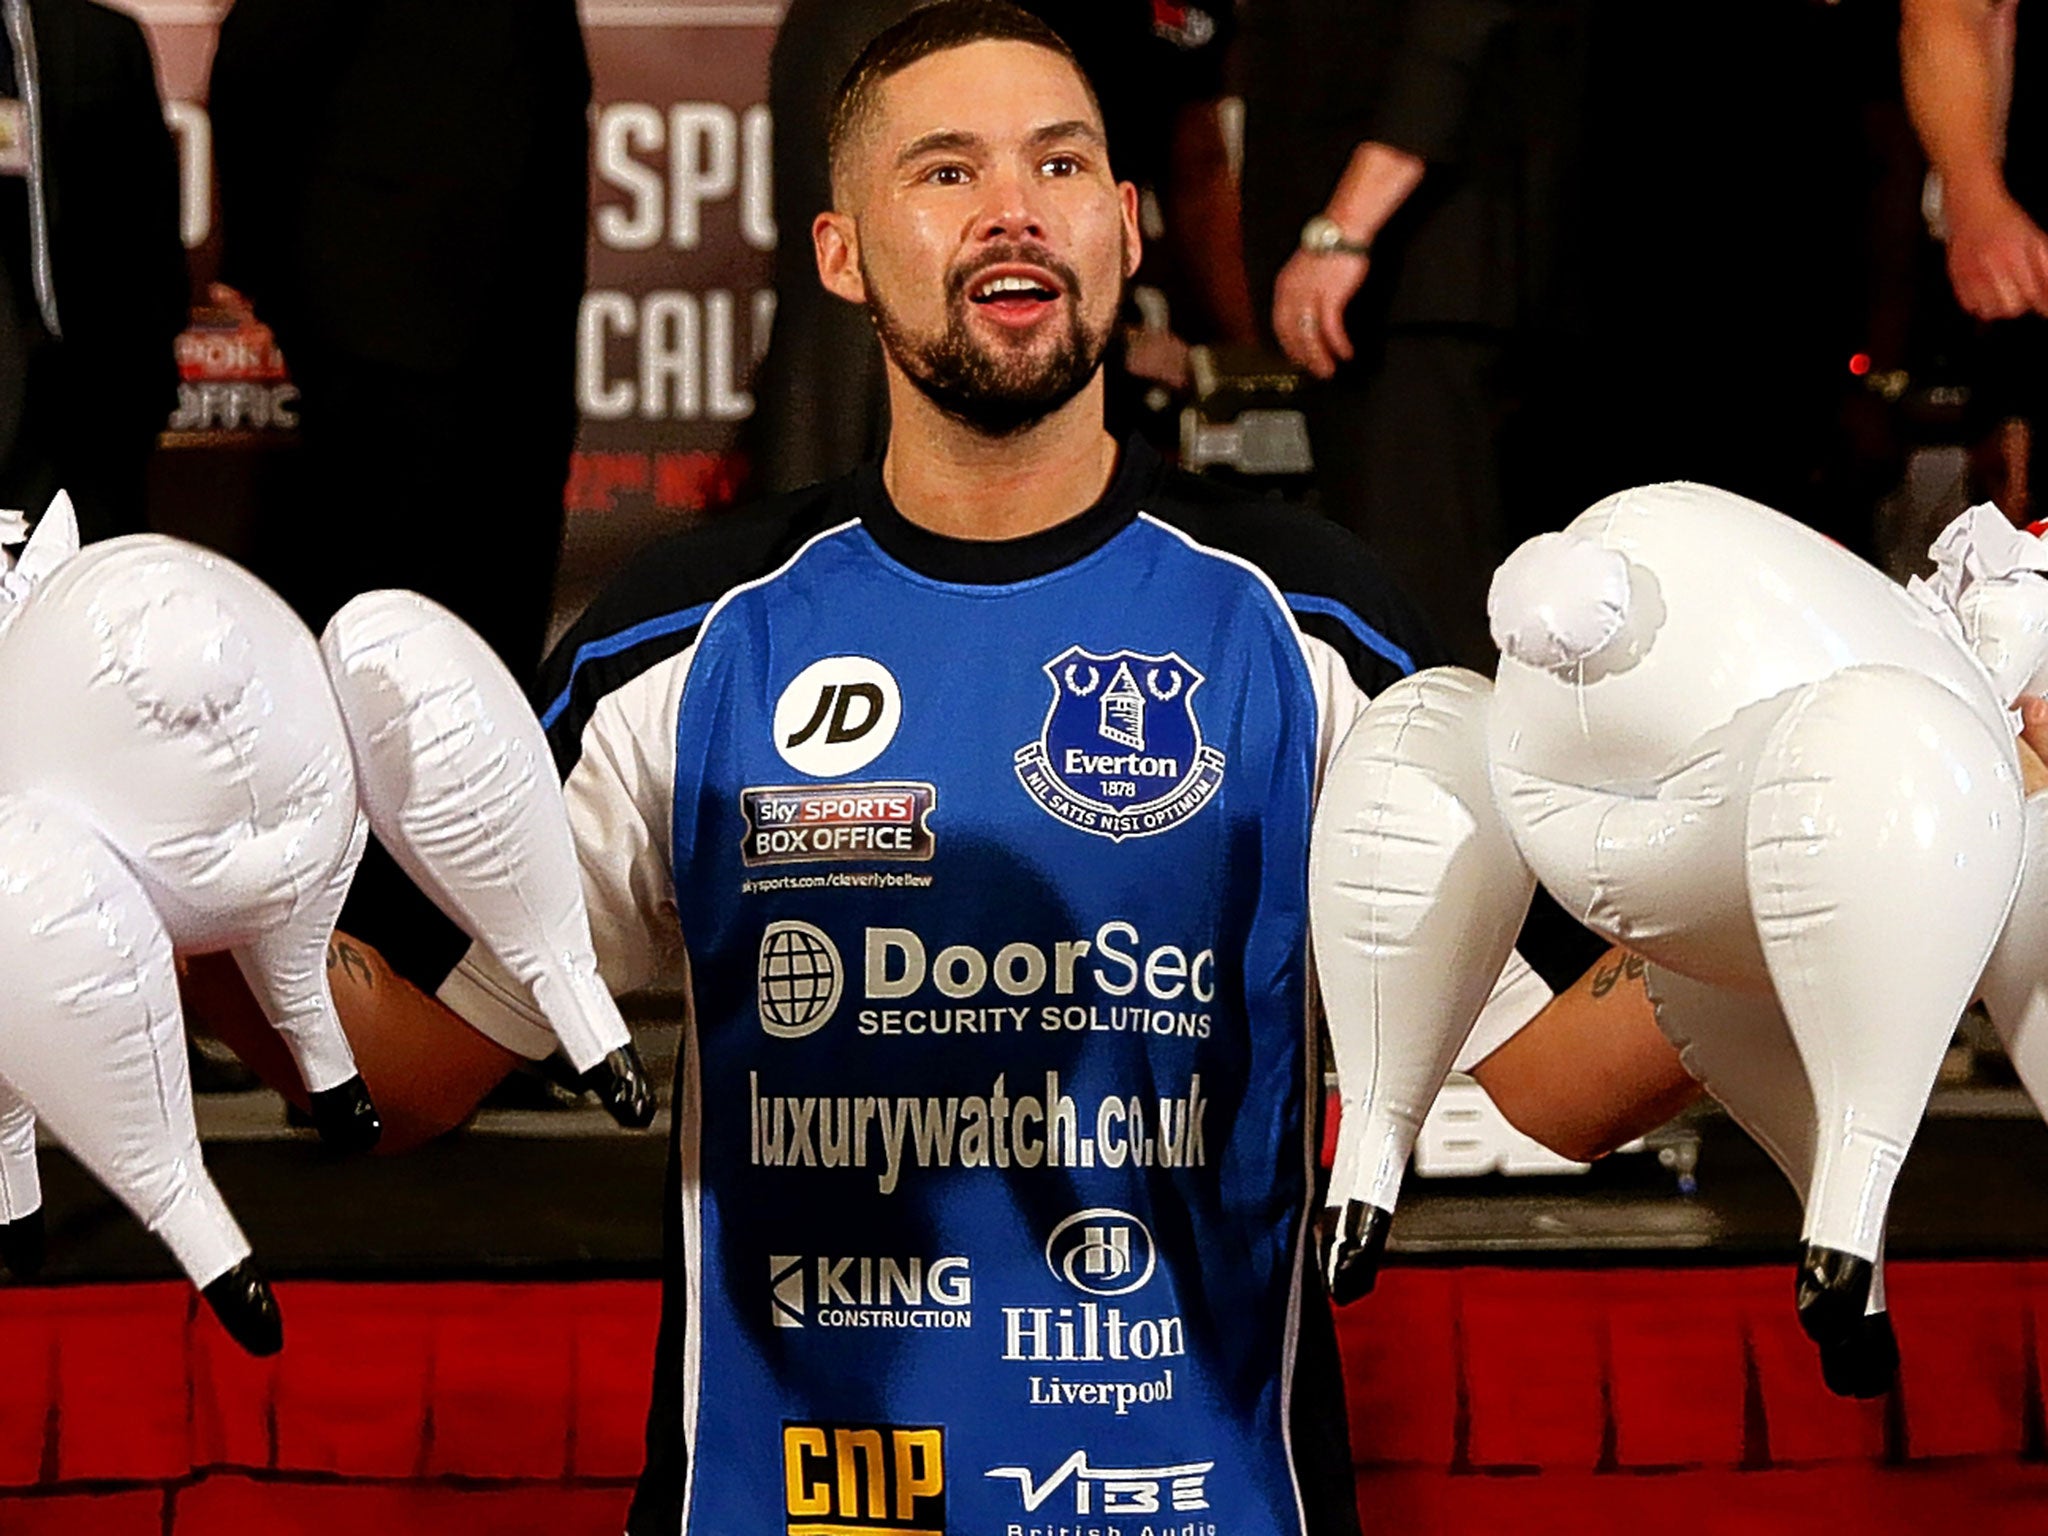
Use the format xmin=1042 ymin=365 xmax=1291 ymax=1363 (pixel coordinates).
xmin=1244 ymin=0 xmax=1547 ymax=669
xmin=0 ymin=0 xmax=186 ymax=543
xmin=209 ymin=0 xmax=589 ymax=677
xmin=210 ymin=0 xmax=590 ymax=984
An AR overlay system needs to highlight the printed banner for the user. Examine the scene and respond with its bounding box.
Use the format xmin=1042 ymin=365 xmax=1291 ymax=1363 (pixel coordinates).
xmin=118 ymin=0 xmax=783 ymax=583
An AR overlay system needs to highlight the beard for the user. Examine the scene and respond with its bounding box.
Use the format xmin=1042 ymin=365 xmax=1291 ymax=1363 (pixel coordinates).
xmin=865 ymin=243 xmax=1119 ymax=438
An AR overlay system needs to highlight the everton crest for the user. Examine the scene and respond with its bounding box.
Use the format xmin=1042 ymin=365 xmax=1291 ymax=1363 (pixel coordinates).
xmin=1014 ymin=646 xmax=1226 ymax=841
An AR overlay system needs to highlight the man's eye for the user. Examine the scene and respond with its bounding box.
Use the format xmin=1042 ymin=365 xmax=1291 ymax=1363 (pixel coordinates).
xmin=926 ymin=164 xmax=970 ymax=186
xmin=1042 ymin=154 xmax=1081 ymax=177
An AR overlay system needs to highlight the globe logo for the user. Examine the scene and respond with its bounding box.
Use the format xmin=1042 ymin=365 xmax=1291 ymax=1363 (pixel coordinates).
xmin=758 ymin=920 xmax=844 ymax=1039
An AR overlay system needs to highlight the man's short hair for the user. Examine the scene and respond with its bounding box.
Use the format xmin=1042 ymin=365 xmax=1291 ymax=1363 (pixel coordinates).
xmin=827 ymin=1 xmax=1101 ymax=201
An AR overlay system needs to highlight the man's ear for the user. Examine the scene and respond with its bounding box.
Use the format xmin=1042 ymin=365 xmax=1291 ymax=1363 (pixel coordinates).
xmin=1118 ymin=179 xmax=1143 ymax=280
xmin=814 ymin=211 xmax=868 ymax=305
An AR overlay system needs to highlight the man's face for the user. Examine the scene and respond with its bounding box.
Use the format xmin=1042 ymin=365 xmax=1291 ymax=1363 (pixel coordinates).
xmin=817 ymin=40 xmax=1140 ymax=436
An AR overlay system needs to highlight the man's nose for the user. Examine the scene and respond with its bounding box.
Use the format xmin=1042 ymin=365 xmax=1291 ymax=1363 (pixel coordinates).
xmin=973 ymin=168 xmax=1047 ymax=244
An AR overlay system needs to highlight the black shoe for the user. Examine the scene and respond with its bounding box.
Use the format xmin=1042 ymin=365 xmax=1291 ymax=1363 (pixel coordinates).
xmin=201 ymin=1260 xmax=283 ymax=1357
xmin=1819 ymin=1310 xmax=1900 ymax=1399
xmin=583 ymin=1043 xmax=656 ymax=1129
xmin=1796 ymin=1245 xmax=1875 ymax=1347
xmin=307 ymin=1075 xmax=382 ymax=1153
xmin=1318 ymin=1199 xmax=1392 ymax=1305
xmin=0 ymin=1208 xmax=45 ymax=1280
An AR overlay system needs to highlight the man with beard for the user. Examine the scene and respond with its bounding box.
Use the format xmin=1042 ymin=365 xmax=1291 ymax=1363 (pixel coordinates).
xmin=189 ymin=5 xmax=1701 ymax=1529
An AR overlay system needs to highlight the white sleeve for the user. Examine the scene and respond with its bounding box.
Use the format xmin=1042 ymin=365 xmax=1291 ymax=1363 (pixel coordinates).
xmin=437 ymin=650 xmax=690 ymax=1058
xmin=1452 ymin=949 xmax=1553 ymax=1074
xmin=1300 ymin=629 xmax=1369 ymax=793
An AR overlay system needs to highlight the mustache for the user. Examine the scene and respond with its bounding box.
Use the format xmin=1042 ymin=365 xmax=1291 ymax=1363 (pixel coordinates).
xmin=946 ymin=243 xmax=1082 ymax=304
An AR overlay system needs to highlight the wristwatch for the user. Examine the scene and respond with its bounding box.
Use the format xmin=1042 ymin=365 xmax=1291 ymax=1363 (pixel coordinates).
xmin=1299 ymin=215 xmax=1371 ymax=258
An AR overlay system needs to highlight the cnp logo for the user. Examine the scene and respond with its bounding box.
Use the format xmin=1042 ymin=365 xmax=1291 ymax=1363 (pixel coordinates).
xmin=774 ymin=656 xmax=901 ymax=777
xmin=1045 ymin=1208 xmax=1156 ymax=1297
xmin=758 ymin=920 xmax=844 ymax=1038
xmin=782 ymin=1422 xmax=944 ymax=1534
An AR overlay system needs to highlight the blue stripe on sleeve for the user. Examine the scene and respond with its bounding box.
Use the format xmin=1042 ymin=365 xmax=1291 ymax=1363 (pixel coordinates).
xmin=538 ymin=601 xmax=713 ymax=731
xmin=1283 ymin=591 xmax=1416 ymax=675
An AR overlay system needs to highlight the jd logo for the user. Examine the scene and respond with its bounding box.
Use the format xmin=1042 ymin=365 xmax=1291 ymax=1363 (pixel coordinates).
xmin=775 ymin=657 xmax=902 ymax=777
xmin=788 ymin=686 xmax=882 ymax=748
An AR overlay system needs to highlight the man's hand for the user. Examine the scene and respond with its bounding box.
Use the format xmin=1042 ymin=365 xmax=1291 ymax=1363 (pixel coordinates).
xmin=1945 ymin=189 xmax=2048 ymax=319
xmin=1272 ymin=249 xmax=1369 ymax=379
xmin=1272 ymin=141 xmax=1424 ymax=378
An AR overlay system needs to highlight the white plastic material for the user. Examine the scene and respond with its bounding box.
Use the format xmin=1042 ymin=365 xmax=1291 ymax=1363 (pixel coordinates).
xmin=1743 ymin=667 xmax=2017 ymax=1261
xmin=0 ymin=523 xmax=368 ymax=1096
xmin=0 ymin=794 xmax=250 ymax=1286
xmin=1487 ymin=530 xmax=1633 ymax=673
xmin=1978 ymin=793 xmax=2048 ymax=1111
xmin=0 ymin=1079 xmax=40 ymax=1226
xmin=321 ymin=592 xmax=631 ymax=1074
xmin=1316 ymin=483 xmax=2044 ymax=1276
xmin=1311 ymin=668 xmax=1535 ymax=1231
xmin=0 ymin=492 xmax=638 ymax=1294
xmin=1646 ymin=965 xmax=1885 ymax=1316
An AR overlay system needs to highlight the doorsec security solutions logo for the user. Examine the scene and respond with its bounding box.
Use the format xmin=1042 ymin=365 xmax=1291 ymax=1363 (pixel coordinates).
xmin=758 ymin=920 xmax=844 ymax=1039
xmin=1015 ymin=647 xmax=1224 ymax=841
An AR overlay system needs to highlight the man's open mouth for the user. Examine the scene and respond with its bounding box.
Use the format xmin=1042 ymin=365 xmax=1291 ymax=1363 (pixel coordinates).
xmin=966 ymin=266 xmax=1065 ymax=323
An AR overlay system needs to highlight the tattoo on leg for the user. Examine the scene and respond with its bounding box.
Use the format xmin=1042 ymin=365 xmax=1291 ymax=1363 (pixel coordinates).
xmin=327 ymin=940 xmax=375 ymax=992
xmin=1589 ymin=952 xmax=1646 ymax=1000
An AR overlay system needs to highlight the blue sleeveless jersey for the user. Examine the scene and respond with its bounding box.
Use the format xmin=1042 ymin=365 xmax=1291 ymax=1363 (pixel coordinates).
xmin=677 ymin=507 xmax=1319 ymax=1536
xmin=460 ymin=439 xmax=1473 ymax=1536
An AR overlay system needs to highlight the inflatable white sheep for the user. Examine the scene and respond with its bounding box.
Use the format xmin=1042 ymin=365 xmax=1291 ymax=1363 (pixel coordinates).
xmin=0 ymin=496 xmax=651 ymax=1354
xmin=1312 ymin=484 xmax=2048 ymax=1398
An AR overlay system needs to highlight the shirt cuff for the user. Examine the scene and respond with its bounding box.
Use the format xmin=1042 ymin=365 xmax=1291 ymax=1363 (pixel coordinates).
xmin=1453 ymin=948 xmax=1552 ymax=1074
xmin=435 ymin=944 xmax=560 ymax=1062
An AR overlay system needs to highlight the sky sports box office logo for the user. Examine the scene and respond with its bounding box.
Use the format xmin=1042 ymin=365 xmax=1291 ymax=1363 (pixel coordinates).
xmin=742 ymin=782 xmax=937 ymax=868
